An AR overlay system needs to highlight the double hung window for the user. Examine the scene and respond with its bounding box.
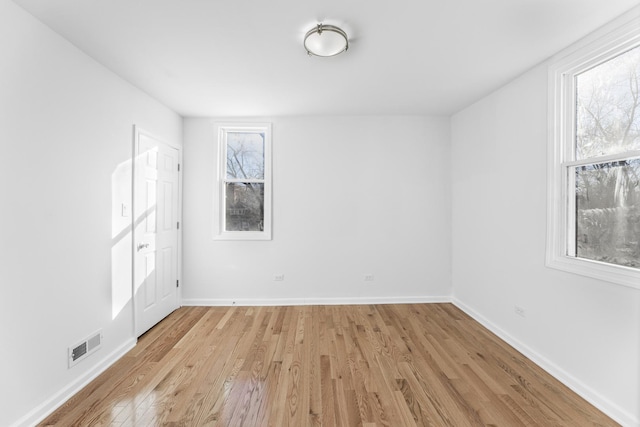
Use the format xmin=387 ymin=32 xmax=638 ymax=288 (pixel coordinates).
xmin=213 ymin=123 xmax=272 ymax=240
xmin=547 ymin=18 xmax=640 ymax=288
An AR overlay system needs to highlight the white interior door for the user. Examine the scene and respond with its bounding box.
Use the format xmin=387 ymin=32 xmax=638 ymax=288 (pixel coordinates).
xmin=134 ymin=128 xmax=181 ymax=337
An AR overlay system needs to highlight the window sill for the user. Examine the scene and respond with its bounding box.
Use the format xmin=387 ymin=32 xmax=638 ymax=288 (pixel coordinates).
xmin=213 ymin=231 xmax=272 ymax=241
xmin=546 ymin=254 xmax=640 ymax=290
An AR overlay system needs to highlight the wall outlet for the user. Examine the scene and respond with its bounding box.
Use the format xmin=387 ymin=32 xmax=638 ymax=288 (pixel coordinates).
xmin=364 ymin=274 xmax=374 ymax=282
xmin=514 ymin=305 xmax=526 ymax=317
xmin=274 ymin=274 xmax=285 ymax=281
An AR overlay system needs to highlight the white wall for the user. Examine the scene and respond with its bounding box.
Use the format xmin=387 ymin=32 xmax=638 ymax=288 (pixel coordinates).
xmin=4 ymin=0 xmax=636 ymax=425
xmin=0 ymin=2 xmax=182 ymax=426
xmin=183 ymin=116 xmax=451 ymax=305
xmin=451 ymin=42 xmax=640 ymax=427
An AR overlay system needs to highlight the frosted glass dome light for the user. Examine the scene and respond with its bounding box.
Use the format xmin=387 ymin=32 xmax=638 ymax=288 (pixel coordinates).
xmin=303 ymin=24 xmax=349 ymax=57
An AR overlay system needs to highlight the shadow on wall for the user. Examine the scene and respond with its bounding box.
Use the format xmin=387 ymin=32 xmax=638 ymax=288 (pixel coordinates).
xmin=112 ymin=158 xmax=133 ymax=320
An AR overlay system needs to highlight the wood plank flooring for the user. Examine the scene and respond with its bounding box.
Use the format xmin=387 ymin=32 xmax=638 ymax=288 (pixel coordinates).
xmin=39 ymin=304 xmax=619 ymax=426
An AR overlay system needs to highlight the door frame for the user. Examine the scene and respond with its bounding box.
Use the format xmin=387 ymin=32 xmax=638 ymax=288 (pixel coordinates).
xmin=131 ymin=125 xmax=183 ymax=338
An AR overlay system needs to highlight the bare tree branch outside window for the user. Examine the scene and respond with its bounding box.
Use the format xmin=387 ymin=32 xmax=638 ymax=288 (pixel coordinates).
xmin=224 ymin=132 xmax=265 ymax=232
xmin=575 ymin=46 xmax=640 ymax=267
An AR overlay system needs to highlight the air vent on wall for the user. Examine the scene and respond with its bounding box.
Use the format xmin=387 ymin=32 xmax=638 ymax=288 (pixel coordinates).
xmin=68 ymin=330 xmax=103 ymax=368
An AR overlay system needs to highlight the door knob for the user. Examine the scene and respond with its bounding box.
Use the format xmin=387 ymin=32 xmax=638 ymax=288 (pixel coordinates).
xmin=137 ymin=243 xmax=150 ymax=251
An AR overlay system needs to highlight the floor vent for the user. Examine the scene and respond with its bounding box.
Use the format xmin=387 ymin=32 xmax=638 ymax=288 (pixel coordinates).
xmin=69 ymin=330 xmax=103 ymax=368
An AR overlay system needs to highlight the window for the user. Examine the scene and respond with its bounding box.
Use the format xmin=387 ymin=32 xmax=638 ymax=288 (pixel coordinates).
xmin=547 ymin=17 xmax=640 ymax=288
xmin=213 ymin=123 xmax=272 ymax=240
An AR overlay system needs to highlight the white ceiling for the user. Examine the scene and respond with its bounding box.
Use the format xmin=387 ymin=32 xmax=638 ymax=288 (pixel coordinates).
xmin=12 ymin=0 xmax=640 ymax=117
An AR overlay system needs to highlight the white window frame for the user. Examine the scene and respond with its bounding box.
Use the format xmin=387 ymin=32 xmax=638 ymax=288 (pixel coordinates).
xmin=213 ymin=122 xmax=272 ymax=240
xmin=546 ymin=15 xmax=640 ymax=289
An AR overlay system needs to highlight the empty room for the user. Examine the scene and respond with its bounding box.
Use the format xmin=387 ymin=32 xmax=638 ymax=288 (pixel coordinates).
xmin=1 ymin=0 xmax=639 ymax=426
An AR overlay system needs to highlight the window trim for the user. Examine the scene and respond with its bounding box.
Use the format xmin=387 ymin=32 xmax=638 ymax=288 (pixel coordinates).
xmin=546 ymin=15 xmax=640 ymax=289
xmin=213 ymin=122 xmax=272 ymax=241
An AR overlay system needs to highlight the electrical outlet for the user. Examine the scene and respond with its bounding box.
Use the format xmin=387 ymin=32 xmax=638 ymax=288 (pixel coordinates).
xmin=274 ymin=274 xmax=285 ymax=281
xmin=364 ymin=274 xmax=374 ymax=282
xmin=514 ymin=306 xmax=526 ymax=317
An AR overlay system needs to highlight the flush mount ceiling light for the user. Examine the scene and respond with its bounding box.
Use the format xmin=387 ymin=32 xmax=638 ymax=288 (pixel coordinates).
xmin=303 ymin=23 xmax=349 ymax=57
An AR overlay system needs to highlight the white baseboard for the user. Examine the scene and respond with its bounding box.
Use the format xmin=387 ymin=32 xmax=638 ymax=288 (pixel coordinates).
xmin=182 ymin=296 xmax=452 ymax=307
xmin=11 ymin=338 xmax=136 ymax=427
xmin=452 ymin=297 xmax=638 ymax=427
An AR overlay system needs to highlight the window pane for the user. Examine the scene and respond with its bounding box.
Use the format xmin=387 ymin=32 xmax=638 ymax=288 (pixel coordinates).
xmin=576 ymin=45 xmax=640 ymax=159
xmin=575 ymin=158 xmax=640 ymax=268
xmin=225 ymin=182 xmax=264 ymax=231
xmin=226 ymin=132 xmax=264 ymax=179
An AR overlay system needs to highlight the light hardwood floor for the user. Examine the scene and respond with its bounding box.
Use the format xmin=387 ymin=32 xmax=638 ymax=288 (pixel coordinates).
xmin=40 ymin=304 xmax=618 ymax=426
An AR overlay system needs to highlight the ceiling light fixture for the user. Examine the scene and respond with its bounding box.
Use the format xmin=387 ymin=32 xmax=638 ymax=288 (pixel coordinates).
xmin=303 ymin=23 xmax=349 ymax=57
